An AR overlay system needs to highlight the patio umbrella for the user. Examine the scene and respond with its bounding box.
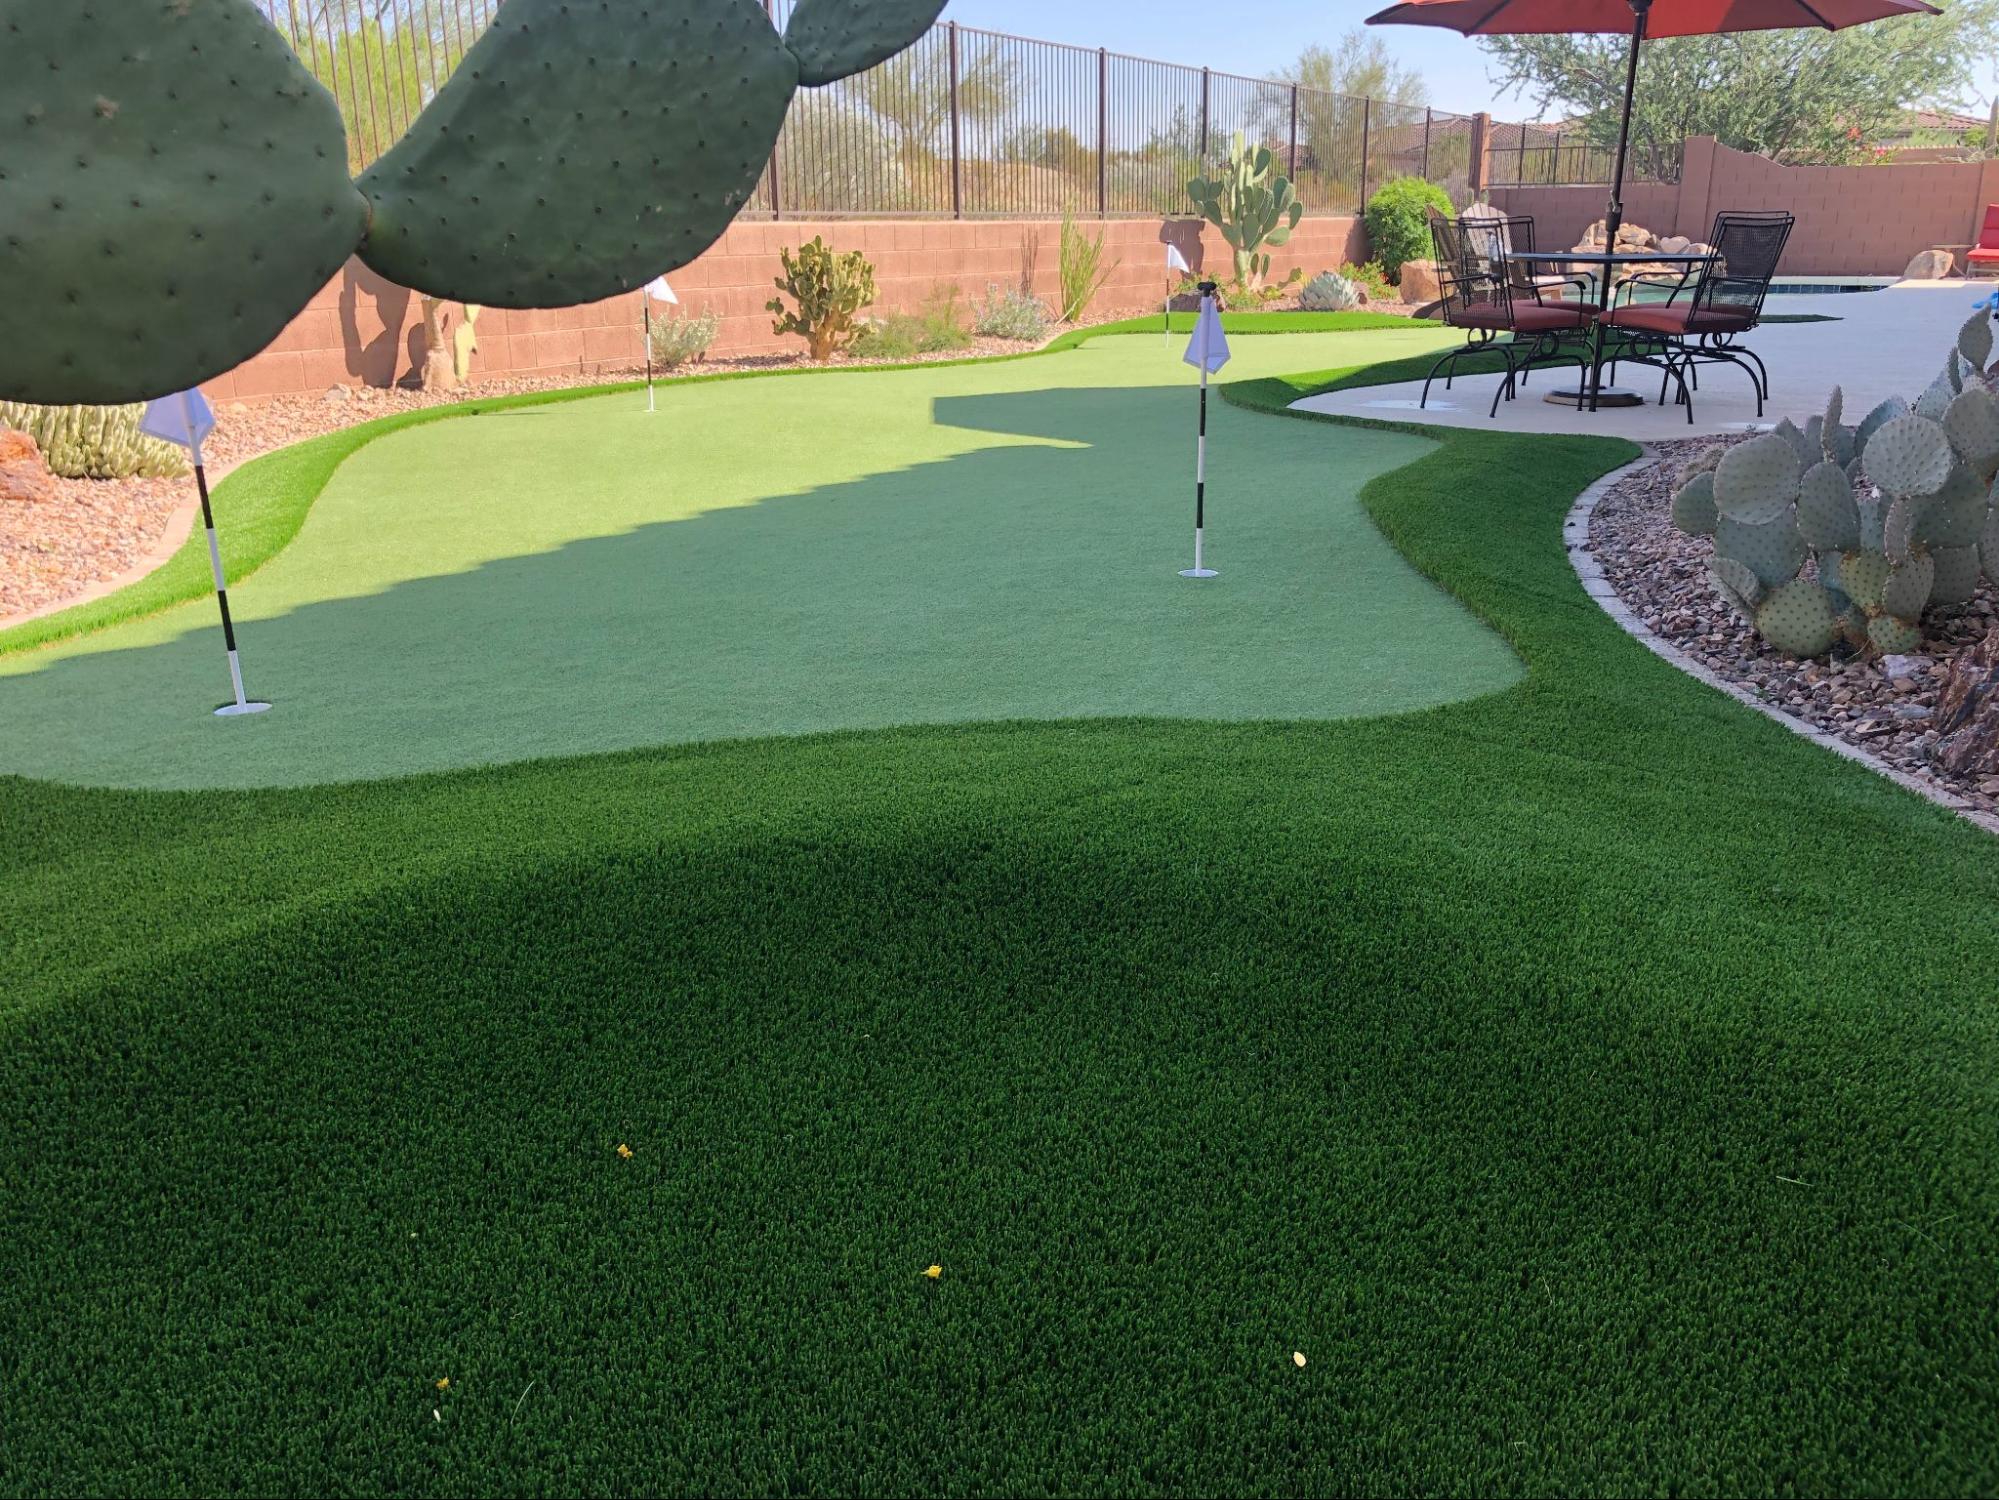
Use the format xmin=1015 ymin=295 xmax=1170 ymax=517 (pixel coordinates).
xmin=1366 ymin=0 xmax=1939 ymax=246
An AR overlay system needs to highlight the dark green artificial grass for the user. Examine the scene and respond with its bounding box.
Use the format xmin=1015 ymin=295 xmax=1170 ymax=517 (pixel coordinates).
xmin=3 ymin=343 xmax=1998 ymax=1496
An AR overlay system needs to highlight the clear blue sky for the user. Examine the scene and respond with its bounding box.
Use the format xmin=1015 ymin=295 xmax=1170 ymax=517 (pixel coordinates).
xmin=937 ymin=1 xmax=1528 ymax=117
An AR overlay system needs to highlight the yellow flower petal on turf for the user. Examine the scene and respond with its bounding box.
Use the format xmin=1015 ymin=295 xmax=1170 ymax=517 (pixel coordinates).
xmin=1292 ymin=1351 xmax=1307 ymax=1369
xmin=616 ymin=1143 xmax=633 ymax=1159
xmin=435 ymin=1376 xmax=450 ymax=1389
xmin=923 ymin=1264 xmax=943 ymax=1280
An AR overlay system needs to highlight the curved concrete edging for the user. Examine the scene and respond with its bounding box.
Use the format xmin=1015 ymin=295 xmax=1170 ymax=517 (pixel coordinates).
xmin=1565 ymin=452 xmax=1999 ymax=838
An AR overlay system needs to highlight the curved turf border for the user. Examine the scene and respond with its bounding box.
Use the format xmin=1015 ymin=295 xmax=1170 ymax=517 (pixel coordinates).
xmin=0 ymin=312 xmax=1430 ymax=658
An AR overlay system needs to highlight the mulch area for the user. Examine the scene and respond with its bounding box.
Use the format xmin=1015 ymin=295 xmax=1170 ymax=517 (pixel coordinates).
xmin=1589 ymin=436 xmax=1999 ymax=817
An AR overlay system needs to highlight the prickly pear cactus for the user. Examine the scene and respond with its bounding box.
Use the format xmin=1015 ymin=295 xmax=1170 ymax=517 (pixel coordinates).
xmin=785 ymin=0 xmax=949 ymax=87
xmin=1668 ymin=374 xmax=1991 ymax=661
xmin=1188 ymin=132 xmax=1304 ymax=290
xmin=0 ymin=0 xmax=369 ymax=405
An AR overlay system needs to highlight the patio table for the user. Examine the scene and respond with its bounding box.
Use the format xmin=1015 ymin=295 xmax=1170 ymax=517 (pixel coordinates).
xmin=1504 ymin=248 xmax=1713 ymax=411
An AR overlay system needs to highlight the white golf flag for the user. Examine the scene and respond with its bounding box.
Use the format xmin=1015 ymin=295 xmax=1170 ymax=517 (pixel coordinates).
xmin=646 ymin=276 xmax=679 ymax=304
xmin=1182 ymin=300 xmax=1231 ymax=375
xmin=140 ymin=388 xmax=216 ymax=465
xmin=1166 ymin=242 xmax=1191 ymax=274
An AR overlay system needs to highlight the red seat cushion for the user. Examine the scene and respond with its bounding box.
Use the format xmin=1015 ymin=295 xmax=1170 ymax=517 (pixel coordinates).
xmin=1598 ymin=304 xmax=1753 ymax=336
xmin=1454 ymin=302 xmax=1591 ymax=332
xmin=1968 ymin=246 xmax=1999 ymax=262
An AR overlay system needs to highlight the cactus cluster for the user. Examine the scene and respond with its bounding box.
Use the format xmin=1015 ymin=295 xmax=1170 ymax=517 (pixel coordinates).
xmin=1670 ymin=311 xmax=1999 ymax=658
xmin=1299 ymin=271 xmax=1364 ymax=313
xmin=0 ymin=402 xmax=186 ymax=481
xmin=1188 ymin=133 xmax=1304 ymax=291
xmin=0 ymin=0 xmax=946 ymax=407
xmin=767 ymin=238 xmax=878 ymax=361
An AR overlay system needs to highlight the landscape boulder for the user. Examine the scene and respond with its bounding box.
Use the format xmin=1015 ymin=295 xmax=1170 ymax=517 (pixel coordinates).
xmin=1398 ymin=258 xmax=1443 ymax=306
xmin=1933 ymin=626 xmax=1999 ymax=777
xmin=0 ymin=427 xmax=56 ymax=507
xmin=1903 ymin=247 xmax=1956 ymax=280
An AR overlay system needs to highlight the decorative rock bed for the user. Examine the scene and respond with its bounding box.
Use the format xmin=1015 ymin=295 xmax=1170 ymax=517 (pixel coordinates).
xmin=1586 ymin=435 xmax=1999 ymax=824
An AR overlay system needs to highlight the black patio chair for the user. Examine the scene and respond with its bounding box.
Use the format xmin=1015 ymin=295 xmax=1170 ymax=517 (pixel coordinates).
xmin=1597 ymin=210 xmax=1794 ymax=422
xmin=1423 ymin=214 xmax=1593 ymax=419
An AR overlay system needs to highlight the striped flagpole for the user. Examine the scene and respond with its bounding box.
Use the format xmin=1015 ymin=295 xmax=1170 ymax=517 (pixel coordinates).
xmin=1180 ymin=284 xmax=1220 ymax=579
xmin=185 ymin=393 xmax=269 ymax=717
xmin=643 ymin=293 xmax=655 ymax=412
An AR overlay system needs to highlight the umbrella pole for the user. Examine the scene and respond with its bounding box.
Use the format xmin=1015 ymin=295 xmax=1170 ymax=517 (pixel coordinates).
xmin=1604 ymin=0 xmax=1650 ymax=249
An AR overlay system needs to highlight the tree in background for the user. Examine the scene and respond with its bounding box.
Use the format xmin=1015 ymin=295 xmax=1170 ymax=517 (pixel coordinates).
xmin=1264 ymin=29 xmax=1428 ymax=213
xmin=1482 ymin=1 xmax=1999 ymax=174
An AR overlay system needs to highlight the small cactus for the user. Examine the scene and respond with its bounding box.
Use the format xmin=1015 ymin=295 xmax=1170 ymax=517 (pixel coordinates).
xmin=0 ymin=401 xmax=185 ymax=480
xmin=767 ymin=238 xmax=877 ymax=361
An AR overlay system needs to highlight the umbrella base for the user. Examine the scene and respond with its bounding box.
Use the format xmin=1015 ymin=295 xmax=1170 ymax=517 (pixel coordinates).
xmin=1543 ymin=385 xmax=1645 ymax=409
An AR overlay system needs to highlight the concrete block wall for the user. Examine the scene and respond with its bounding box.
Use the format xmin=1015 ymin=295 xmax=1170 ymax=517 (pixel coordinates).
xmin=1489 ymin=137 xmax=1999 ymax=277
xmin=200 ymin=215 xmax=1368 ymax=403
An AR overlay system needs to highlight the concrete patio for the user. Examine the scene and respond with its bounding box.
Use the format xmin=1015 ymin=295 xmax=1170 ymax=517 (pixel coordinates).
xmin=1294 ymin=279 xmax=1979 ymax=438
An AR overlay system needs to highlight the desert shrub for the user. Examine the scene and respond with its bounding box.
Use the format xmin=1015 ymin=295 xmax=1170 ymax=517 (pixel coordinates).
xmin=0 ymin=401 xmax=185 ymax=479
xmin=1057 ymin=208 xmax=1117 ymax=322
xmin=1299 ymin=271 xmax=1363 ymax=312
xmin=1363 ymin=177 xmax=1453 ymax=284
xmin=767 ymin=237 xmax=877 ymax=360
xmin=1339 ymin=260 xmax=1394 ymax=301
xmin=852 ymin=286 xmax=973 ymax=359
xmin=647 ymin=308 xmax=718 ymax=369
xmin=972 ymin=284 xmax=1050 ymax=342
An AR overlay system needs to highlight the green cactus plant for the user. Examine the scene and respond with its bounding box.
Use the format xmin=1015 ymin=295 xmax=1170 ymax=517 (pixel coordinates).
xmin=767 ymin=238 xmax=877 ymax=361
xmin=1187 ymin=132 xmax=1305 ymax=291
xmin=0 ymin=401 xmax=186 ymax=480
xmin=1670 ymin=367 xmax=1995 ymax=660
xmin=0 ymin=0 xmax=945 ymax=405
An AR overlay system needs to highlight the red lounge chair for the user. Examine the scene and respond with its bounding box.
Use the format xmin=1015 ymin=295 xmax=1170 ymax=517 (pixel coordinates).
xmin=1968 ymin=205 xmax=1999 ymax=278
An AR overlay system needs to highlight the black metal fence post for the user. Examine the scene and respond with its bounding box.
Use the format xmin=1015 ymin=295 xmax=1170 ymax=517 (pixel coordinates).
xmin=1199 ymin=67 xmax=1211 ymax=171
xmin=1421 ymin=106 xmax=1433 ymax=181
xmin=1551 ymin=129 xmax=1562 ymax=185
xmin=948 ymin=22 xmax=963 ymax=219
xmin=1097 ymin=48 xmax=1109 ymax=215
xmin=1358 ymin=97 xmax=1370 ymax=210
xmin=764 ymin=0 xmax=782 ymax=217
xmin=1288 ymin=84 xmax=1300 ymax=178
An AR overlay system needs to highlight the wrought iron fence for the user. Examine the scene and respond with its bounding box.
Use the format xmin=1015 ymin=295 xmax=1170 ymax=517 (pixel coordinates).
xmin=257 ymin=1 xmax=1654 ymax=217
xmin=1484 ymin=122 xmax=1684 ymax=187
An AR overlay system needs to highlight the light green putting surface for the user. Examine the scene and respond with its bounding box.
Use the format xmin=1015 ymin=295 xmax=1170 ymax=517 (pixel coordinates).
xmin=0 ymin=329 xmax=1511 ymax=789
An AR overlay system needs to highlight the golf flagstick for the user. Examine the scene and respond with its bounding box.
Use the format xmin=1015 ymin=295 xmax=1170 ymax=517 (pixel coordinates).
xmin=140 ymin=389 xmax=270 ymax=716
xmin=1179 ymin=283 xmax=1229 ymax=579
xmin=643 ymin=275 xmax=678 ymax=411
xmin=1165 ymin=242 xmax=1192 ymax=345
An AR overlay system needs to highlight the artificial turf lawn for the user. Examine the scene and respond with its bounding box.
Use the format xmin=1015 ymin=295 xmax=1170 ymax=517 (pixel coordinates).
xmin=4 ymin=335 xmax=1999 ymax=1497
xmin=0 ymin=326 xmax=1518 ymax=789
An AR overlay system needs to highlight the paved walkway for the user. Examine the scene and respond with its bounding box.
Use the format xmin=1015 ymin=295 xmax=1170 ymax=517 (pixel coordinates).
xmin=1293 ymin=279 xmax=1979 ymax=439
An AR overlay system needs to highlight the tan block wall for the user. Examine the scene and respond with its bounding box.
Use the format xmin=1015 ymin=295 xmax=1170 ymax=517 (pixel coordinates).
xmin=1489 ymin=137 xmax=1999 ymax=277
xmin=201 ymin=216 xmax=1367 ymax=403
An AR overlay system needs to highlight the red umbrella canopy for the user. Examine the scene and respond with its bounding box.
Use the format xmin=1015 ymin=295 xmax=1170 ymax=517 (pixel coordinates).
xmin=1365 ymin=0 xmax=1938 ymax=37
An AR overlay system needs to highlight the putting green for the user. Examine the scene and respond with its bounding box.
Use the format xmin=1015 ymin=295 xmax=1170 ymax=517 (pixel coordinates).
xmin=0 ymin=329 xmax=1503 ymax=790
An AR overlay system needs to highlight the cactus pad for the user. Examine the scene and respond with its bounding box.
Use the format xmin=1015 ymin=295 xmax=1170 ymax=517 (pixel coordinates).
xmin=1715 ymin=512 xmax=1806 ymax=589
xmin=1922 ymin=473 xmax=1987 ymax=548
xmin=358 ymin=0 xmax=803 ymax=307
xmin=1960 ymin=309 xmax=1994 ymax=376
xmin=1854 ymin=396 xmax=1909 ymax=459
xmin=1929 ymin=544 xmax=1982 ymax=606
xmin=1883 ymin=495 xmax=1929 ymax=564
xmin=1824 ymin=386 xmax=1844 ymax=432
xmin=1881 ymin=555 xmax=1935 ymax=621
xmin=1795 ymin=461 xmax=1859 ymax=551
xmin=1984 ymin=504 xmax=1999 ymax=583
xmin=1772 ymin=417 xmax=1815 ymax=468
xmin=1818 ymin=549 xmax=1844 ymax=596
xmin=784 ymin=0 xmax=949 ymax=87
xmin=1713 ymin=434 xmax=1801 ymax=524
xmin=1863 ymin=414 xmax=1954 ymax=498
xmin=0 ymin=0 xmax=368 ymax=404
xmin=1867 ymin=614 xmax=1923 ymax=655
xmin=1670 ymin=471 xmax=1718 ymax=536
xmin=1708 ymin=557 xmax=1763 ymax=621
xmin=1839 ymin=550 xmax=1891 ymax=612
xmin=1754 ymin=580 xmax=1838 ymax=657
xmin=1943 ymin=386 xmax=1999 ymax=478
xmin=1915 ymin=371 xmax=1955 ymax=422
